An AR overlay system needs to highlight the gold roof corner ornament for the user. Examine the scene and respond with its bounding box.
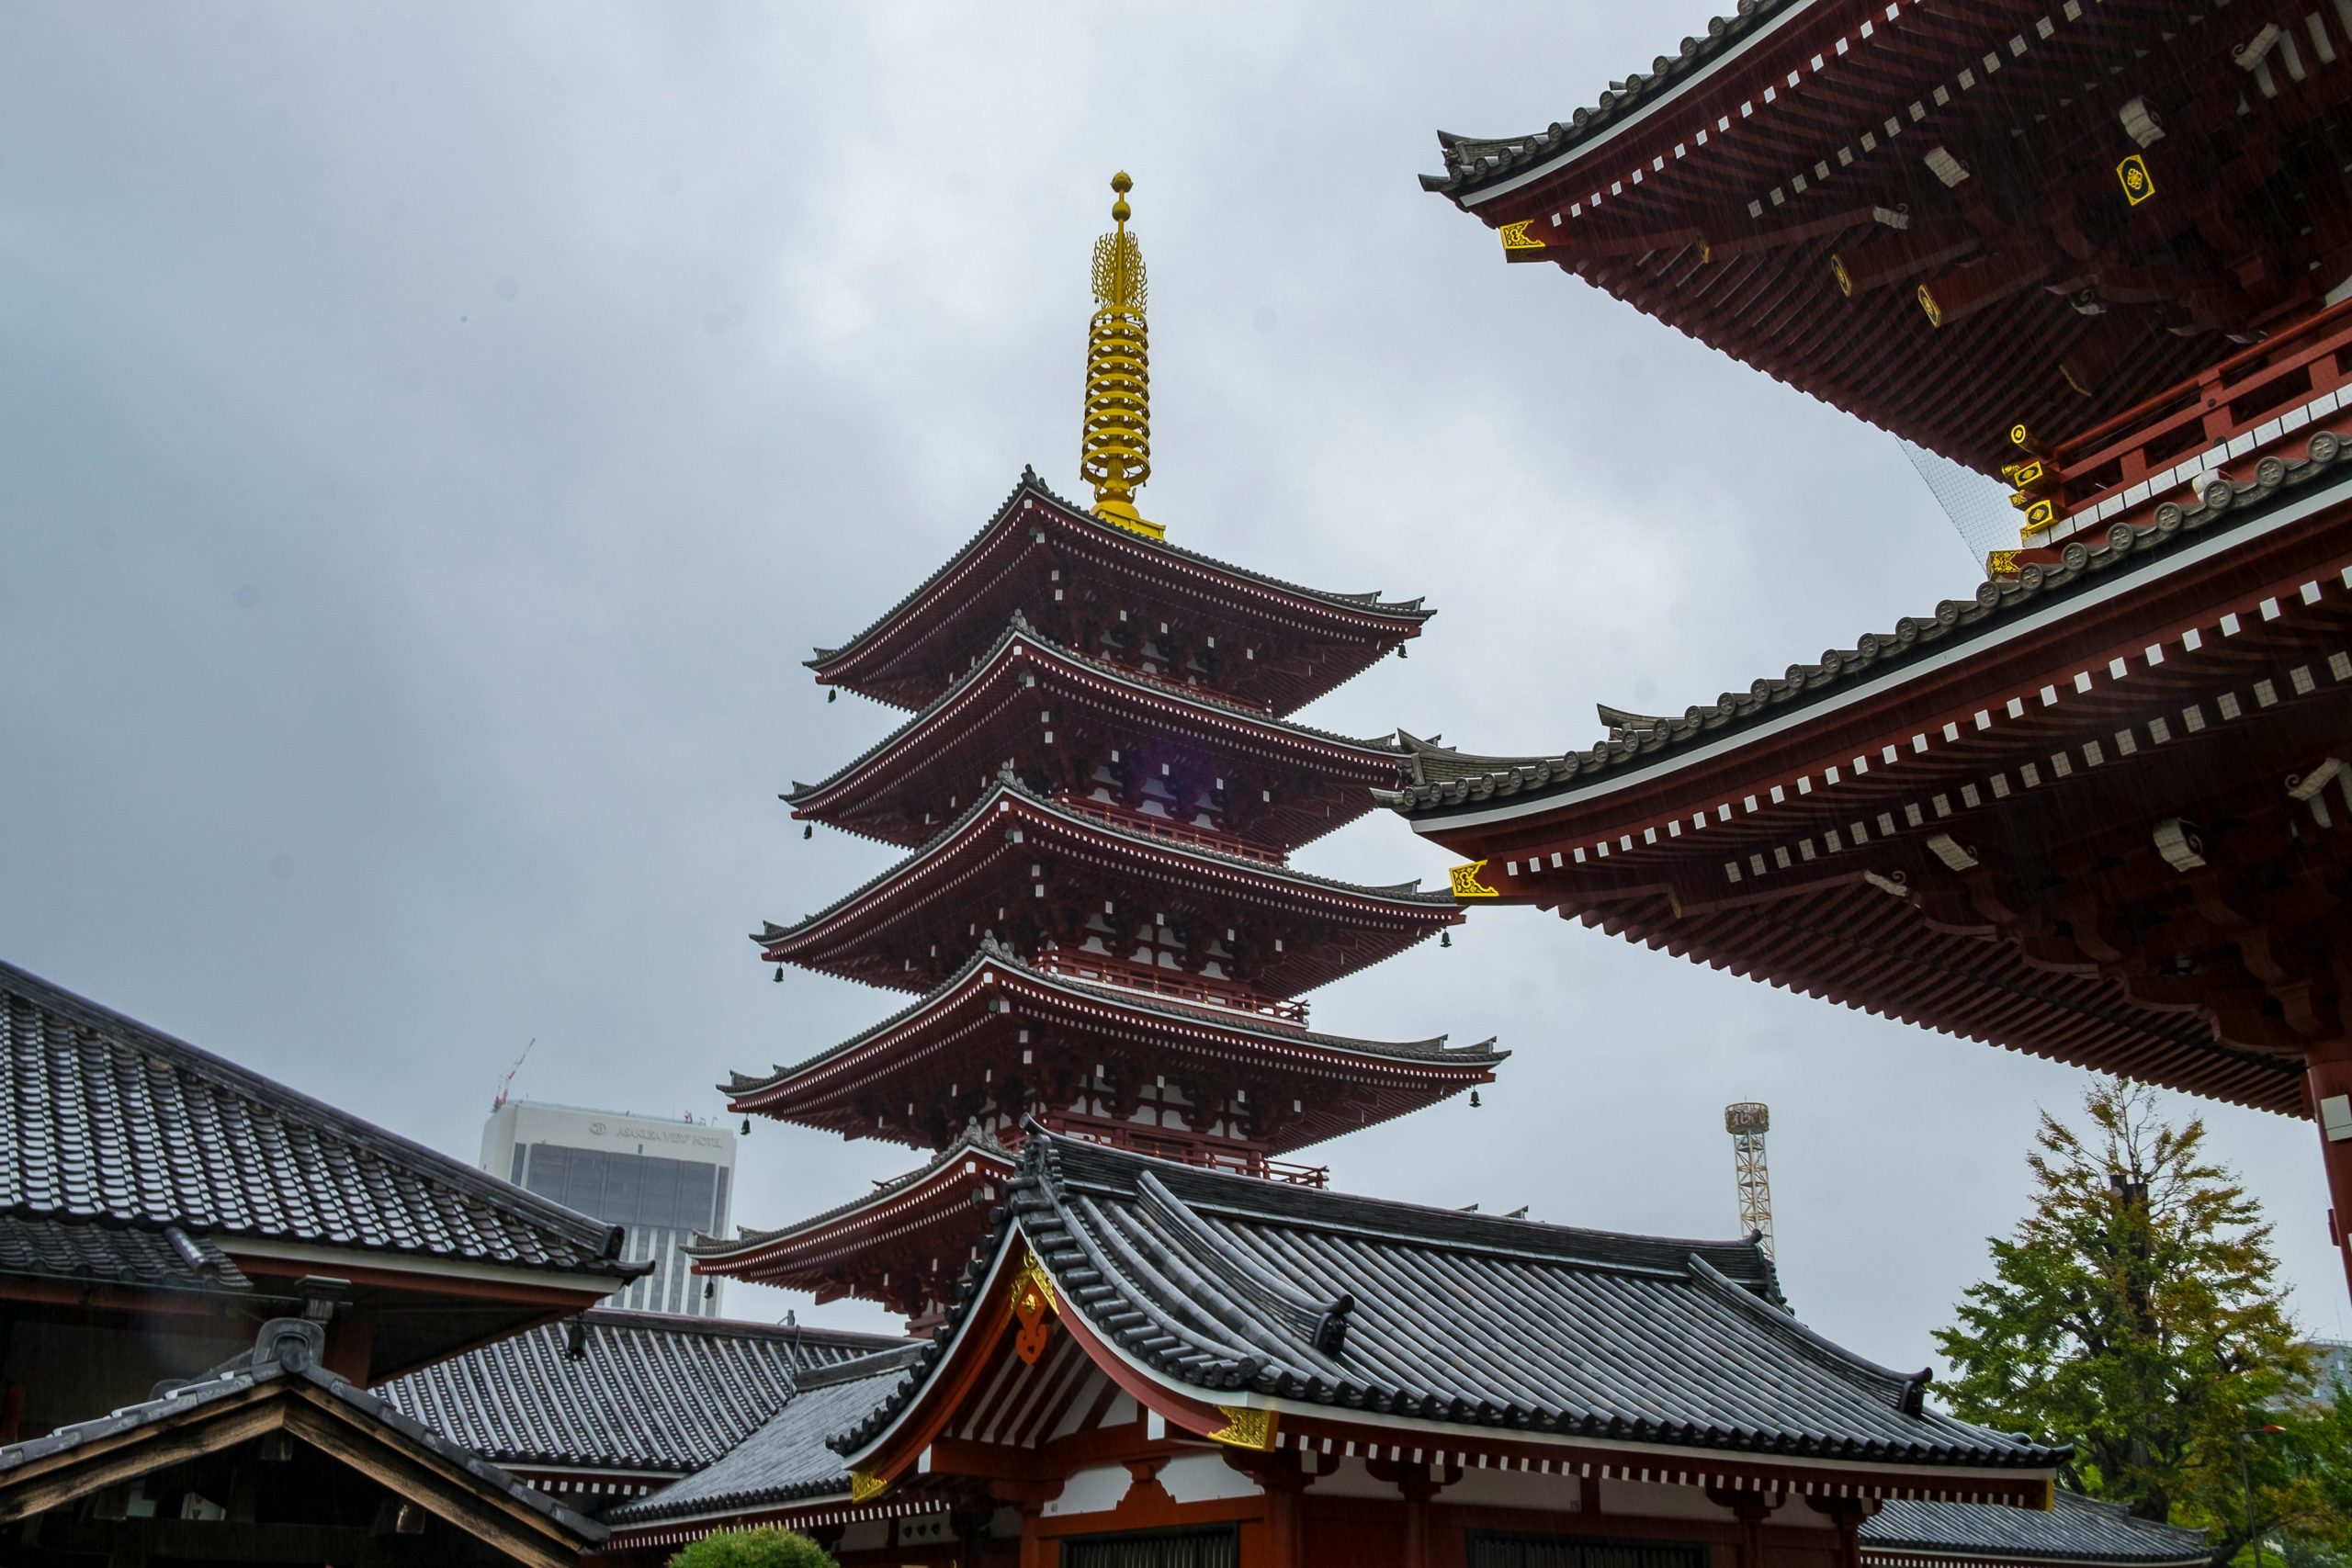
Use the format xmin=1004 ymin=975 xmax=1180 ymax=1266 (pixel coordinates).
xmin=1449 ymin=861 xmax=1500 ymax=899
xmin=848 ymin=1467 xmax=889 ymax=1504
xmin=1082 ymin=171 xmax=1161 ymax=540
xmin=1208 ymin=1404 xmax=1278 ymax=1450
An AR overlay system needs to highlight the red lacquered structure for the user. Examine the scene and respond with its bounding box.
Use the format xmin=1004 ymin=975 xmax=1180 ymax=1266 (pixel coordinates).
xmin=1412 ymin=0 xmax=2352 ymax=1297
xmin=695 ymin=184 xmax=1493 ymax=1325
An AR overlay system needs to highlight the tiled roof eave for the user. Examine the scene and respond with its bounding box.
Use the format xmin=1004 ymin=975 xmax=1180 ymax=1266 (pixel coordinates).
xmin=687 ymin=1132 xmax=1015 ymax=1262
xmin=788 ymin=616 xmax=1409 ymax=818
xmin=1423 ymin=0 xmax=1813 ymax=200
xmin=722 ymin=939 xmax=1500 ymax=1106
xmin=757 ymin=777 xmax=1457 ymax=953
xmin=1393 ymin=450 xmax=2352 ymax=824
xmin=0 ymin=962 xmax=644 ymax=1280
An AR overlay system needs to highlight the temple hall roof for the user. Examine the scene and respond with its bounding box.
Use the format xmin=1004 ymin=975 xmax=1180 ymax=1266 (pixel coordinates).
xmin=602 ymin=1346 xmax=928 ymax=1526
xmin=376 ymin=1308 xmax=910 ymax=1476
xmin=1863 ymin=1493 xmax=2208 ymax=1568
xmin=1 ymin=1317 xmax=607 ymax=1552
xmin=0 ymin=959 xmax=645 ymax=1286
xmin=840 ymin=1130 xmax=2066 ymax=1476
xmin=0 ymin=1213 xmax=253 ymax=1294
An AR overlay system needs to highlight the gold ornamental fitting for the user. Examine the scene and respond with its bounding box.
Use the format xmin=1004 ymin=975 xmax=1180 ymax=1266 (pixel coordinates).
xmin=1082 ymin=170 xmax=1161 ymax=539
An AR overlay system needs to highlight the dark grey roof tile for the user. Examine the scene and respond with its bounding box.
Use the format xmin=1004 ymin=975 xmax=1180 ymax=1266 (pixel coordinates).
xmin=602 ymin=1347 xmax=926 ymax=1525
xmin=1386 ymin=454 xmax=2340 ymax=817
xmin=1865 ymin=1493 xmax=2208 ymax=1565
xmin=0 ymin=960 xmax=645 ymax=1281
xmin=377 ymin=1308 xmax=909 ymax=1474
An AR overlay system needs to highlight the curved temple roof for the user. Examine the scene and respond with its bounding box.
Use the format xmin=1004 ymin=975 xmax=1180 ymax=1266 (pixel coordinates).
xmin=837 ymin=1130 xmax=2066 ymax=1482
xmin=601 ymin=1346 xmax=928 ymax=1528
xmin=1417 ymin=0 xmax=2324 ymax=474
xmin=0 ymin=958 xmax=644 ymax=1284
xmin=377 ymin=1308 xmax=908 ymax=1477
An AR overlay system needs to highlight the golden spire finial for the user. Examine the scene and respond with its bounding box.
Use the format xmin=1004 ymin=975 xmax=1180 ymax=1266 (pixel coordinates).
xmin=1082 ymin=171 xmax=1159 ymax=538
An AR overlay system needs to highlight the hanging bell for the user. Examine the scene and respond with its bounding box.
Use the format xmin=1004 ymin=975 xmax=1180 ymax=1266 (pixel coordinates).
xmin=771 ymin=965 xmax=784 ymax=984
xmin=1471 ymin=1090 xmax=1482 ymax=1109
xmin=826 ymin=689 xmax=837 ymax=703
xmin=1398 ymin=644 xmax=1408 ymax=659
xmin=741 ymin=1117 xmax=752 ymax=1136
xmin=704 ymin=1279 xmax=716 ymax=1301
xmin=803 ymin=824 xmax=813 ymax=840
xmin=1441 ymin=931 xmax=1452 ymax=948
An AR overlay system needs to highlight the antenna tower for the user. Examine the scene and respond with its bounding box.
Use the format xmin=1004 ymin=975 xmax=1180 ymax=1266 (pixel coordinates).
xmin=1724 ymin=1101 xmax=1776 ymax=1258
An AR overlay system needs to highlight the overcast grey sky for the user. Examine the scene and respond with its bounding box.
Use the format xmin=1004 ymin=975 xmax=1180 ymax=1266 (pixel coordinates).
xmin=4 ymin=3 xmax=2335 ymax=1361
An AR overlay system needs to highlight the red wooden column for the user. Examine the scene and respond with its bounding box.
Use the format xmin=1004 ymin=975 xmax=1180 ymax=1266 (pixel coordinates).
xmin=2305 ymin=1040 xmax=2352 ymax=1298
xmin=1224 ymin=1449 xmax=1308 ymax=1568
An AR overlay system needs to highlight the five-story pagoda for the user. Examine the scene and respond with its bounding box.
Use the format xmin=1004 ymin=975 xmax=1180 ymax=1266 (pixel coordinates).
xmin=693 ymin=177 xmax=1498 ymax=1325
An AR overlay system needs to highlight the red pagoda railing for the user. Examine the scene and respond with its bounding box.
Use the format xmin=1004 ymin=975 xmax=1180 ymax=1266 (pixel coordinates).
xmin=1056 ymin=795 xmax=1284 ymax=865
xmin=1030 ymin=950 xmax=1309 ymax=1026
xmin=1045 ymin=1111 xmax=1329 ymax=1188
xmin=2018 ymin=299 xmax=2352 ymax=558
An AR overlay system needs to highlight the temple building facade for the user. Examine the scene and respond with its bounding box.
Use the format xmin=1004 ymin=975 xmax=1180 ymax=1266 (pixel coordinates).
xmin=690 ymin=176 xmax=1499 ymax=1327
xmin=1405 ymin=0 xmax=2352 ymax=1300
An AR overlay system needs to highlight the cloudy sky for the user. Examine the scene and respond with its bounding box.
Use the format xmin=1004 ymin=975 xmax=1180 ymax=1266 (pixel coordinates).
xmin=5 ymin=3 xmax=2337 ymax=1361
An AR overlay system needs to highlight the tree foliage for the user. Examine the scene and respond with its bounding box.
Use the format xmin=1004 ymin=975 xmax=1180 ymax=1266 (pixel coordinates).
xmin=668 ymin=1527 xmax=838 ymax=1568
xmin=1933 ymin=1080 xmax=2324 ymax=1562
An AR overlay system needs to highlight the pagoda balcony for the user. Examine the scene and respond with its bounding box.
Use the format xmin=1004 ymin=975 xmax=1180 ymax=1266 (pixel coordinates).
xmin=1053 ymin=796 xmax=1283 ymax=867
xmin=1027 ymin=948 xmax=1306 ymax=1023
xmin=2007 ymin=300 xmax=2352 ymax=574
xmin=753 ymin=778 xmax=1463 ymax=998
xmin=1041 ymin=1111 xmax=1329 ymax=1188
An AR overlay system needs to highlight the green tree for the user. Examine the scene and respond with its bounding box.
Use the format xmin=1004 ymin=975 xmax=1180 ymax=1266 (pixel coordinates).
xmin=668 ymin=1527 xmax=838 ymax=1568
xmin=1933 ymin=1079 xmax=2315 ymax=1562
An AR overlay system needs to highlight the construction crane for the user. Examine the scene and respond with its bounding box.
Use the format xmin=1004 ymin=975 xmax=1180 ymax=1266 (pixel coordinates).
xmin=1724 ymin=1102 xmax=1776 ymax=1258
xmin=490 ymin=1039 xmax=536 ymax=1113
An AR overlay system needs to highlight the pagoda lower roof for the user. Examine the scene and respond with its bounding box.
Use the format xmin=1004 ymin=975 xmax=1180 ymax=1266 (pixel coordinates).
xmin=1390 ymin=443 xmax=2352 ymax=828
xmin=787 ymin=615 xmax=1408 ymax=853
xmin=805 ymin=469 xmax=1432 ymax=716
xmin=720 ymin=940 xmax=1502 ymax=1154
xmin=1394 ymin=453 xmax=2352 ymax=1114
xmin=687 ymin=1127 xmax=1014 ymax=1296
xmin=755 ymin=776 xmax=1461 ymax=997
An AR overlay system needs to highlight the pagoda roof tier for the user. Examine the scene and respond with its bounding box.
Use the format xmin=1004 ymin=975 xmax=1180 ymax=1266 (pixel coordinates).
xmin=1421 ymin=0 xmax=2352 ymax=473
xmin=807 ymin=469 xmax=1432 ymax=716
xmin=688 ymin=1129 xmax=1015 ymax=1319
xmin=1393 ymin=449 xmax=2352 ymax=1114
xmin=754 ymin=776 xmax=1461 ymax=998
xmin=719 ymin=940 xmax=1503 ymax=1155
xmin=788 ymin=615 xmax=1410 ymax=853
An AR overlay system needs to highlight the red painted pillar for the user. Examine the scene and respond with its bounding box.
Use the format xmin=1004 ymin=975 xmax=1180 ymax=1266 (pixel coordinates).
xmin=2306 ymin=1041 xmax=2352 ymax=1299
